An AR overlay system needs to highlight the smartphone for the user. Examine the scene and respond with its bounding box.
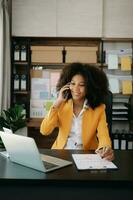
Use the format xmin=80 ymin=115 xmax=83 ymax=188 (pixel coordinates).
xmin=63 ymin=89 xmax=71 ymax=99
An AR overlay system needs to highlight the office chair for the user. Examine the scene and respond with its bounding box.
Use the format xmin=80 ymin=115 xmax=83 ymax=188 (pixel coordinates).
xmin=103 ymin=90 xmax=113 ymax=137
xmin=128 ymin=94 xmax=133 ymax=121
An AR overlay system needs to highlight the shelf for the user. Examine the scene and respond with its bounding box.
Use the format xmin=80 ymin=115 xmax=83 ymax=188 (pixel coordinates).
xmin=112 ymin=118 xmax=128 ymax=121
xmin=102 ymin=38 xmax=133 ymax=42
xmin=11 ymin=36 xmax=133 ymax=135
xmin=31 ymin=63 xmax=101 ymax=68
xmin=13 ymin=91 xmax=29 ymax=94
xmin=31 ymin=63 xmax=66 ymax=69
xmin=13 ymin=61 xmax=28 ymax=65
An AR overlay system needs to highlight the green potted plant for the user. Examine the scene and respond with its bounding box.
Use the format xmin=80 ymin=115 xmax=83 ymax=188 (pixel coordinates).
xmin=0 ymin=104 xmax=27 ymax=147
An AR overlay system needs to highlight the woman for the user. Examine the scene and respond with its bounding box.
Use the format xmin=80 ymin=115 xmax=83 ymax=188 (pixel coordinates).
xmin=40 ymin=63 xmax=114 ymax=161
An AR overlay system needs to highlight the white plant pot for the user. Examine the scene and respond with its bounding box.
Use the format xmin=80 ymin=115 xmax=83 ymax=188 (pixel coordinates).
xmin=15 ymin=127 xmax=27 ymax=136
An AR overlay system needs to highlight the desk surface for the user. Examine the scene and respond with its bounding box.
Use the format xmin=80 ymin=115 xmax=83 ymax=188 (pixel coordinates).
xmin=0 ymin=149 xmax=133 ymax=199
xmin=0 ymin=149 xmax=133 ymax=185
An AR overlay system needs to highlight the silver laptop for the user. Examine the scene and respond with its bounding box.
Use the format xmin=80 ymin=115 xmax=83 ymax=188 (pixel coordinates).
xmin=0 ymin=131 xmax=72 ymax=173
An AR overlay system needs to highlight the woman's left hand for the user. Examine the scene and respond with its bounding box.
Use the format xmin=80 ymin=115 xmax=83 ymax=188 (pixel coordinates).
xmin=96 ymin=146 xmax=114 ymax=161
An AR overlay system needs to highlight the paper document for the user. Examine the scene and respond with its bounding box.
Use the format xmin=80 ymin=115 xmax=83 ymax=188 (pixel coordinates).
xmin=72 ymin=154 xmax=117 ymax=170
xmin=108 ymin=78 xmax=120 ymax=94
xmin=107 ymin=54 xmax=118 ymax=69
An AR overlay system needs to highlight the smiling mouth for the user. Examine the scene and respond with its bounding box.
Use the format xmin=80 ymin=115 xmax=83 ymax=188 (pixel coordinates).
xmin=72 ymin=93 xmax=80 ymax=96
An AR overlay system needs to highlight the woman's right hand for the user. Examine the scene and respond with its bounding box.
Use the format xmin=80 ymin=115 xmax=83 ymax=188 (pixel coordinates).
xmin=53 ymin=83 xmax=70 ymax=108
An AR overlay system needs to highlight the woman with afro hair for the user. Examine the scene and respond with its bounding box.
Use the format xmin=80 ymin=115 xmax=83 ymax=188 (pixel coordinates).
xmin=40 ymin=63 xmax=114 ymax=161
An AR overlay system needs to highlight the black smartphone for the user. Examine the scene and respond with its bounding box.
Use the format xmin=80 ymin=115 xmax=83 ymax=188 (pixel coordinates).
xmin=63 ymin=89 xmax=71 ymax=99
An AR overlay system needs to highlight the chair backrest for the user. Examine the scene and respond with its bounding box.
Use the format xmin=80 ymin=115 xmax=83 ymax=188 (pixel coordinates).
xmin=103 ymin=91 xmax=113 ymax=136
xmin=128 ymin=94 xmax=133 ymax=120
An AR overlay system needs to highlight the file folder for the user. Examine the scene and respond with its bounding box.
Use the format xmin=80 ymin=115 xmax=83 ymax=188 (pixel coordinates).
xmin=14 ymin=45 xmax=20 ymax=61
xmin=127 ymin=133 xmax=133 ymax=150
xmin=113 ymin=132 xmax=120 ymax=150
xmin=120 ymin=133 xmax=127 ymax=150
xmin=21 ymin=45 xmax=27 ymax=61
xmin=14 ymin=74 xmax=19 ymax=90
xmin=20 ymin=74 xmax=27 ymax=90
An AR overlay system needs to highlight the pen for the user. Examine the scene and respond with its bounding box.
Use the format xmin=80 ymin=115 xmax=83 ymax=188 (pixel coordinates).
xmin=102 ymin=146 xmax=110 ymax=158
xmin=96 ymin=147 xmax=108 ymax=158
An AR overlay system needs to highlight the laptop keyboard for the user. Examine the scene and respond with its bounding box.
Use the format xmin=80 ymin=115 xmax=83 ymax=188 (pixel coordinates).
xmin=43 ymin=161 xmax=58 ymax=170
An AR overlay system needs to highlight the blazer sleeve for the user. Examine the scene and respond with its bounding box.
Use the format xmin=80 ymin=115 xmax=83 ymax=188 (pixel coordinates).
xmin=40 ymin=106 xmax=59 ymax=136
xmin=96 ymin=105 xmax=112 ymax=149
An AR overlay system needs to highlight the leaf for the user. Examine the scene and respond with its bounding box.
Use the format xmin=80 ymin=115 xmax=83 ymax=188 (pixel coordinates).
xmin=0 ymin=104 xmax=26 ymax=133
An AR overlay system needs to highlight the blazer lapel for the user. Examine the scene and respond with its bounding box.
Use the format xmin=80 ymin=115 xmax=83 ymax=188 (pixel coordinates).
xmin=82 ymin=108 xmax=94 ymax=149
xmin=60 ymin=99 xmax=73 ymax=138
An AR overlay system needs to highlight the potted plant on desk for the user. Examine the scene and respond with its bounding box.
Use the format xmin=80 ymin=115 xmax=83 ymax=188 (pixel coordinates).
xmin=0 ymin=104 xmax=27 ymax=147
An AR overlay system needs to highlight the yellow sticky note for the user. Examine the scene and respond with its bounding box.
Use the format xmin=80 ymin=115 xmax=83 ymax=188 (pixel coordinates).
xmin=122 ymin=80 xmax=132 ymax=94
xmin=120 ymin=56 xmax=131 ymax=71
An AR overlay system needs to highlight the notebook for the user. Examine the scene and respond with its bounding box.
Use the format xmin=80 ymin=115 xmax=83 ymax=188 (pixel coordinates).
xmin=72 ymin=154 xmax=117 ymax=170
xmin=0 ymin=131 xmax=72 ymax=173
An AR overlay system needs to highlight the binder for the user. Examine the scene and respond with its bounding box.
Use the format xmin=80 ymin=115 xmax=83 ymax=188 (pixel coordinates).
xmin=14 ymin=74 xmax=19 ymax=90
xmin=127 ymin=133 xmax=133 ymax=150
xmin=120 ymin=133 xmax=127 ymax=150
xmin=20 ymin=74 xmax=26 ymax=90
xmin=14 ymin=45 xmax=20 ymax=61
xmin=20 ymin=45 xmax=27 ymax=61
xmin=113 ymin=131 xmax=120 ymax=150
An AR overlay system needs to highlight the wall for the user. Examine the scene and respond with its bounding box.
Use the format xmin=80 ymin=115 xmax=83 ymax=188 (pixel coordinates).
xmin=12 ymin=0 xmax=103 ymax=37
xmin=12 ymin=0 xmax=133 ymax=38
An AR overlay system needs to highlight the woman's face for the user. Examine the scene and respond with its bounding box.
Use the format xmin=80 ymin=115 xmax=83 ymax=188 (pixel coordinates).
xmin=69 ymin=74 xmax=86 ymax=101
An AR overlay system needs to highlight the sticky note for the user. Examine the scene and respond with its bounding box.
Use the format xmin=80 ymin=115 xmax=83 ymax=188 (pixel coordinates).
xmin=120 ymin=56 xmax=131 ymax=71
xmin=122 ymin=80 xmax=132 ymax=94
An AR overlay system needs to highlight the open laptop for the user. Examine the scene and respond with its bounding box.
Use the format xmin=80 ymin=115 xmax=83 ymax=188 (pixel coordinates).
xmin=3 ymin=127 xmax=13 ymax=134
xmin=0 ymin=131 xmax=72 ymax=173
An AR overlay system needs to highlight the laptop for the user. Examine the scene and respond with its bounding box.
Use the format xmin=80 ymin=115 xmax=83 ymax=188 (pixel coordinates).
xmin=0 ymin=131 xmax=72 ymax=173
xmin=3 ymin=127 xmax=13 ymax=134
xmin=0 ymin=128 xmax=13 ymax=158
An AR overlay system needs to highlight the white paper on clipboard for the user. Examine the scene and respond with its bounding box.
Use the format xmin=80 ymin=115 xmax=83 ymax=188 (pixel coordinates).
xmin=72 ymin=154 xmax=117 ymax=170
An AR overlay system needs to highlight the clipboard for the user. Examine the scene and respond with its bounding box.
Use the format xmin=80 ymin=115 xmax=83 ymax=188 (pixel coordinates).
xmin=72 ymin=154 xmax=117 ymax=170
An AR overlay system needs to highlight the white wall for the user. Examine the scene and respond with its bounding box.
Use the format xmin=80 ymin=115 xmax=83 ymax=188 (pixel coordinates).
xmin=12 ymin=0 xmax=57 ymax=37
xmin=56 ymin=0 xmax=103 ymax=37
xmin=12 ymin=0 xmax=103 ymax=37
xmin=103 ymin=0 xmax=133 ymax=38
xmin=12 ymin=0 xmax=133 ymax=38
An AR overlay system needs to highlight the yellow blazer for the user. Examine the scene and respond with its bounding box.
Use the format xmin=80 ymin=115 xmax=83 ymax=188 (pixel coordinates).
xmin=40 ymin=99 xmax=111 ymax=150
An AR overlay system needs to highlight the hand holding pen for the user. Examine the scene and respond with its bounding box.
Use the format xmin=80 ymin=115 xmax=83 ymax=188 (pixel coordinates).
xmin=95 ymin=146 xmax=114 ymax=161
